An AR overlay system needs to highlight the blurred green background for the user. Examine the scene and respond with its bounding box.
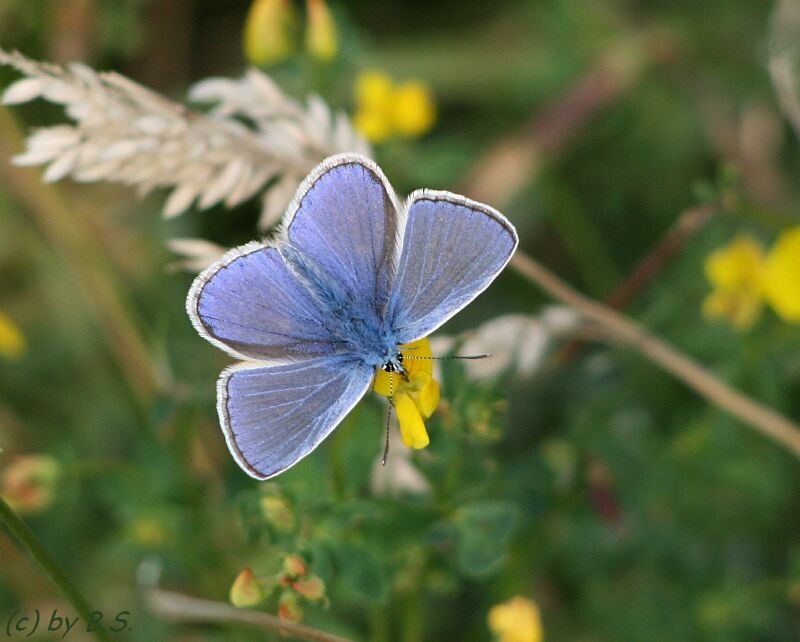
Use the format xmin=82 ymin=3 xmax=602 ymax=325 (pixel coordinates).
xmin=1 ymin=1 xmax=800 ymax=641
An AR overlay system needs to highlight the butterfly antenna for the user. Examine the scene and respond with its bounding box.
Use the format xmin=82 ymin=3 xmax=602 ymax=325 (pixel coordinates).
xmin=382 ymin=373 xmax=394 ymax=466
xmin=403 ymin=353 xmax=492 ymax=361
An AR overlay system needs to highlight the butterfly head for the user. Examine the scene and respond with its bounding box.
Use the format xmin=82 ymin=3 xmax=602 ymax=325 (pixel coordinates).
xmin=381 ymin=351 xmax=407 ymax=380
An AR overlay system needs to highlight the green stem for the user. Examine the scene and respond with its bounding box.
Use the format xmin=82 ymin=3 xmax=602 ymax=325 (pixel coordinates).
xmin=369 ymin=602 xmax=390 ymax=642
xmin=0 ymin=496 xmax=113 ymax=642
xmin=400 ymin=584 xmax=423 ymax=642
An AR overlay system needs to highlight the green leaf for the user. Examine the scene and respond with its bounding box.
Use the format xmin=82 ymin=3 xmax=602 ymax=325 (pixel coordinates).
xmin=450 ymin=500 xmax=519 ymax=577
xmin=332 ymin=541 xmax=389 ymax=603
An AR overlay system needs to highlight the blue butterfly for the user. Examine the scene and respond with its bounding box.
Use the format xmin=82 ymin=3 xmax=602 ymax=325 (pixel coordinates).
xmin=186 ymin=154 xmax=518 ymax=479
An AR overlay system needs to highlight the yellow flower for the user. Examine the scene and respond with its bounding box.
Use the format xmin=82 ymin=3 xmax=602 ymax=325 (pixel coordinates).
xmin=392 ymin=81 xmax=436 ymax=137
xmin=0 ymin=311 xmax=25 ymax=359
xmin=243 ymin=0 xmax=296 ymax=67
xmin=762 ymin=226 xmax=800 ymax=323
xmin=353 ymin=70 xmax=436 ymax=144
xmin=488 ymin=596 xmax=543 ymax=642
xmin=305 ymin=0 xmax=337 ymax=62
xmin=702 ymin=235 xmax=765 ymax=330
xmin=373 ymin=338 xmax=440 ymax=449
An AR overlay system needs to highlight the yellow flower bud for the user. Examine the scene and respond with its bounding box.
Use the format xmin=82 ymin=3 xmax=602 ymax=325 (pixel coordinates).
xmin=243 ymin=0 xmax=296 ymax=67
xmin=278 ymin=591 xmax=304 ymax=622
xmin=1 ymin=455 xmax=59 ymax=514
xmin=230 ymin=568 xmax=266 ymax=608
xmin=260 ymin=493 xmax=295 ymax=531
xmin=282 ymin=554 xmax=308 ymax=577
xmin=305 ymin=0 xmax=337 ymax=62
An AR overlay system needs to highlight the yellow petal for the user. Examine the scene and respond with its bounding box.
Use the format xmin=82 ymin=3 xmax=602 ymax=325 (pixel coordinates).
xmin=353 ymin=108 xmax=392 ymax=144
xmin=305 ymin=0 xmax=337 ymax=62
xmin=418 ymin=377 xmax=440 ymax=418
xmin=702 ymin=289 xmax=762 ymax=330
xmin=402 ymin=338 xmax=433 ymax=377
xmin=488 ymin=596 xmax=543 ymax=642
xmin=395 ymin=393 xmax=429 ymax=449
xmin=372 ymin=366 xmax=392 ymax=397
xmin=704 ymin=235 xmax=764 ymax=290
xmin=354 ymin=70 xmax=394 ymax=111
xmin=392 ymin=81 xmax=436 ymax=138
xmin=762 ymin=226 xmax=800 ymax=323
xmin=0 ymin=312 xmax=25 ymax=359
xmin=243 ymin=0 xmax=296 ymax=67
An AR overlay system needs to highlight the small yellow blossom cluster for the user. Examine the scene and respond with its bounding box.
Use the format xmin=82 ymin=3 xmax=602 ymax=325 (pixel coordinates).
xmin=128 ymin=516 xmax=169 ymax=548
xmin=488 ymin=596 xmax=543 ymax=642
xmin=703 ymin=227 xmax=800 ymax=330
xmin=244 ymin=0 xmax=337 ymax=66
xmin=373 ymin=338 xmax=440 ymax=449
xmin=1 ymin=455 xmax=59 ymax=514
xmin=230 ymin=554 xmax=326 ymax=623
xmin=260 ymin=491 xmax=295 ymax=533
xmin=0 ymin=311 xmax=25 ymax=360
xmin=353 ymin=71 xmax=436 ymax=144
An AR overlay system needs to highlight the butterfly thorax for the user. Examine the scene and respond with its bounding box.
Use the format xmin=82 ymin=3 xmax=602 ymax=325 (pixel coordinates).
xmin=280 ymin=244 xmax=404 ymax=374
xmin=336 ymin=313 xmax=403 ymax=374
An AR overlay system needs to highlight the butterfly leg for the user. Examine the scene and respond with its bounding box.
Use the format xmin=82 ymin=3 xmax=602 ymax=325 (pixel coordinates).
xmin=381 ymin=372 xmax=395 ymax=465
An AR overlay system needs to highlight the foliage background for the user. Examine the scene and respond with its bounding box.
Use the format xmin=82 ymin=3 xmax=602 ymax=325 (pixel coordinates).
xmin=1 ymin=1 xmax=800 ymax=641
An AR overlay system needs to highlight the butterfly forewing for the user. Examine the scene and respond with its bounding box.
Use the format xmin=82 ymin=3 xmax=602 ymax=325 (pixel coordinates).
xmin=284 ymin=157 xmax=401 ymax=316
xmin=189 ymin=243 xmax=345 ymax=361
xmin=219 ymin=357 xmax=374 ymax=480
xmin=388 ymin=192 xmax=518 ymax=344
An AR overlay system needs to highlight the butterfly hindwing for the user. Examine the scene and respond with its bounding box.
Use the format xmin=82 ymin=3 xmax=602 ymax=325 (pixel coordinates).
xmin=218 ymin=357 xmax=374 ymax=480
xmin=388 ymin=191 xmax=518 ymax=344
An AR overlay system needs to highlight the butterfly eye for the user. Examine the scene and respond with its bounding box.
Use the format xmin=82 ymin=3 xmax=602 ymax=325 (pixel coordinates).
xmin=382 ymin=362 xmax=395 ymax=373
xmin=397 ymin=353 xmax=404 ymax=363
